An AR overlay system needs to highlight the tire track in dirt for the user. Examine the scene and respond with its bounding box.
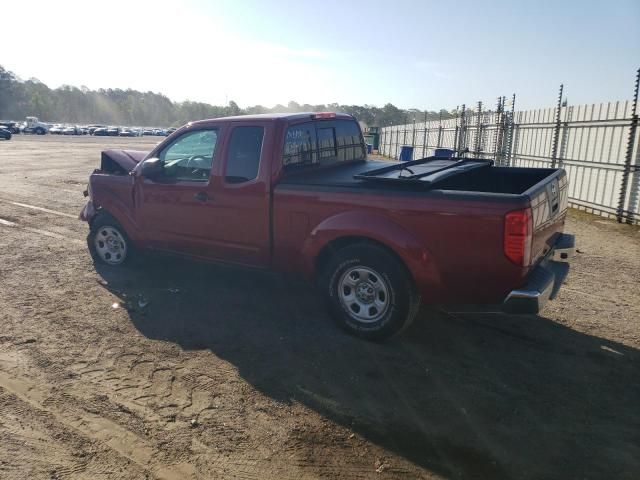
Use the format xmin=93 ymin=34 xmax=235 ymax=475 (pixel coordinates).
xmin=0 ymin=199 xmax=78 ymax=219
xmin=0 ymin=369 xmax=197 ymax=480
xmin=0 ymin=215 xmax=84 ymax=244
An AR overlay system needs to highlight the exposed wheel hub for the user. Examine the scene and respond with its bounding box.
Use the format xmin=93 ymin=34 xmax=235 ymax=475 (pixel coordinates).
xmin=106 ymin=236 xmax=120 ymax=251
xmin=356 ymin=282 xmax=376 ymax=303
xmin=338 ymin=266 xmax=390 ymax=323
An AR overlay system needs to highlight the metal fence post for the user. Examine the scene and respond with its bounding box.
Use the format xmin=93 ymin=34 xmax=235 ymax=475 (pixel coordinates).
xmin=474 ymin=101 xmax=483 ymax=155
xmin=457 ymin=104 xmax=466 ymax=153
xmin=617 ymin=68 xmax=640 ymax=224
xmin=558 ymin=105 xmax=574 ymax=169
xmin=383 ymin=129 xmax=387 ymax=156
xmin=627 ymin=142 xmax=640 ymax=224
xmin=402 ymin=115 xmax=408 ymax=147
xmin=391 ymin=126 xmax=395 ymax=157
xmin=505 ymin=94 xmax=516 ymax=167
xmin=422 ymin=111 xmax=428 ymax=158
xmin=550 ymin=84 xmax=564 ymax=168
xmin=390 ymin=127 xmax=394 ymax=158
xmin=411 ymin=115 xmax=417 ymax=159
xmin=437 ymin=110 xmax=443 ymax=148
xmin=493 ymin=97 xmax=504 ymax=165
xmin=453 ymin=106 xmax=459 ymax=153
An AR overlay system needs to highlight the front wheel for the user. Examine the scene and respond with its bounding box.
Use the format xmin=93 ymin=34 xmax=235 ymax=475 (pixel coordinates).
xmin=88 ymin=214 xmax=132 ymax=266
xmin=321 ymin=244 xmax=421 ymax=340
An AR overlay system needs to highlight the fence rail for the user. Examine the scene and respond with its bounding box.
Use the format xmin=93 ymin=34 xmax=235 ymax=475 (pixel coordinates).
xmin=378 ymin=73 xmax=640 ymax=224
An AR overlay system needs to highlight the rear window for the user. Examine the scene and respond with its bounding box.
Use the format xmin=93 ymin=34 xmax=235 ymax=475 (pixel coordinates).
xmin=282 ymin=119 xmax=365 ymax=170
xmin=283 ymin=122 xmax=317 ymax=168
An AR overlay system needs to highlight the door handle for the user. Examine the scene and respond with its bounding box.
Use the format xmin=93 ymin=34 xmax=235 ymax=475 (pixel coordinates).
xmin=193 ymin=191 xmax=209 ymax=202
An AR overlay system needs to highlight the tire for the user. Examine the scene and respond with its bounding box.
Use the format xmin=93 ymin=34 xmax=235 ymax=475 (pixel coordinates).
xmin=320 ymin=244 xmax=421 ymax=340
xmin=35 ymin=127 xmax=45 ymax=135
xmin=87 ymin=213 xmax=133 ymax=266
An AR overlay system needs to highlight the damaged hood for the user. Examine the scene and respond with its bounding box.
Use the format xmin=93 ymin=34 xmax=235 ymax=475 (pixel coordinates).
xmin=101 ymin=149 xmax=150 ymax=173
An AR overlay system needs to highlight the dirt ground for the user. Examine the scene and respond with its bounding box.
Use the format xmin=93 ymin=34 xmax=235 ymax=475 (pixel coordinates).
xmin=0 ymin=135 xmax=638 ymax=480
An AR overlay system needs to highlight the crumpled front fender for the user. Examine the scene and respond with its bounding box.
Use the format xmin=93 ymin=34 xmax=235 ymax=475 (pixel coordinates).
xmin=79 ymin=200 xmax=96 ymax=223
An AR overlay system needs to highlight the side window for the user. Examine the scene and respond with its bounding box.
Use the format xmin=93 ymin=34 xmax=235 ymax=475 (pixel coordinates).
xmin=335 ymin=120 xmax=366 ymax=161
xmin=282 ymin=122 xmax=317 ymax=169
xmin=158 ymin=129 xmax=218 ymax=182
xmin=225 ymin=126 xmax=265 ymax=183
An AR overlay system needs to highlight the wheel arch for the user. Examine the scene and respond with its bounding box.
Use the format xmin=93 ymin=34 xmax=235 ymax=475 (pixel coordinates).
xmin=89 ymin=204 xmax=142 ymax=246
xmin=315 ymin=236 xmax=413 ymax=283
xmin=301 ymin=211 xmax=441 ymax=297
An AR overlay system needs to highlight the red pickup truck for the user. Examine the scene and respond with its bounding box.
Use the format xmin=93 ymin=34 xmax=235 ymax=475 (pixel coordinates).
xmin=80 ymin=112 xmax=575 ymax=339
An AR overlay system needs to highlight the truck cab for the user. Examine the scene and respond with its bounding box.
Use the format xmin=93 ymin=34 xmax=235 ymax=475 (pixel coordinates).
xmin=22 ymin=116 xmax=49 ymax=134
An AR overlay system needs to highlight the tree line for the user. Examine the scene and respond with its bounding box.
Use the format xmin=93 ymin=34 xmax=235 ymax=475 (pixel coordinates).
xmin=0 ymin=65 xmax=454 ymax=127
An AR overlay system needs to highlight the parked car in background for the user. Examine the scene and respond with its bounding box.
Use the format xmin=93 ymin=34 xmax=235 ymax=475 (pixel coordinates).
xmin=62 ymin=125 xmax=85 ymax=135
xmin=166 ymin=127 xmax=177 ymax=136
xmin=93 ymin=127 xmax=109 ymax=136
xmin=88 ymin=125 xmax=106 ymax=135
xmin=142 ymin=129 xmax=154 ymax=136
xmin=50 ymin=125 xmax=64 ymax=135
xmin=106 ymin=127 xmax=120 ymax=136
xmin=0 ymin=127 xmax=12 ymax=140
xmin=0 ymin=121 xmax=20 ymax=134
xmin=119 ymin=128 xmax=136 ymax=137
xmin=80 ymin=112 xmax=575 ymax=340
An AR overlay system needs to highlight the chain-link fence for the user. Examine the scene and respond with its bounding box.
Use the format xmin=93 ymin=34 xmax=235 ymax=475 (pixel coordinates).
xmin=378 ymin=70 xmax=640 ymax=225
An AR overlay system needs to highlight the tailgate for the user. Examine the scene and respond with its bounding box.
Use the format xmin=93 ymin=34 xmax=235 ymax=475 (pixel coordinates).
xmin=527 ymin=169 xmax=569 ymax=265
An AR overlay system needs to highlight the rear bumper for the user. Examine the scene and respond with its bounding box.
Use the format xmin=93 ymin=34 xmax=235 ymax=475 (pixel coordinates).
xmin=502 ymin=233 xmax=575 ymax=314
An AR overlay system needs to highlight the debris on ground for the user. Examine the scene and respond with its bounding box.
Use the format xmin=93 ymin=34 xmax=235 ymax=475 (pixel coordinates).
xmin=375 ymin=459 xmax=388 ymax=473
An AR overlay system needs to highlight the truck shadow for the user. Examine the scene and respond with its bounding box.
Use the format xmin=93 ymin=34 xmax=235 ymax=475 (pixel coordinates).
xmin=96 ymin=258 xmax=639 ymax=480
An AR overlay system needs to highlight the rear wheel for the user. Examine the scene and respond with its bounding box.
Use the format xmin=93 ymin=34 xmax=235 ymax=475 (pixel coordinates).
xmin=88 ymin=214 xmax=132 ymax=266
xmin=35 ymin=127 xmax=45 ymax=135
xmin=321 ymin=244 xmax=421 ymax=340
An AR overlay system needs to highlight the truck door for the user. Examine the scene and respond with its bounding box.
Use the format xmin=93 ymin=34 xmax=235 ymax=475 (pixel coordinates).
xmin=204 ymin=121 xmax=272 ymax=267
xmin=134 ymin=127 xmax=225 ymax=259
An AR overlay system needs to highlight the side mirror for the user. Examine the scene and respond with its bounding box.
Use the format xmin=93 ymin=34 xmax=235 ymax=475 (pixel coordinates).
xmin=140 ymin=157 xmax=163 ymax=178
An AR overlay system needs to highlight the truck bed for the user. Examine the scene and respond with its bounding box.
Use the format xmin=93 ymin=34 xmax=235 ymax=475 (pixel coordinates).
xmin=279 ymin=157 xmax=560 ymax=197
xmin=276 ymin=157 xmax=569 ymax=299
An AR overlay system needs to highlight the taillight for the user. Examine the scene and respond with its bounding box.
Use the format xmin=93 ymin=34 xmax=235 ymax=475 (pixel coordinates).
xmin=504 ymin=208 xmax=532 ymax=266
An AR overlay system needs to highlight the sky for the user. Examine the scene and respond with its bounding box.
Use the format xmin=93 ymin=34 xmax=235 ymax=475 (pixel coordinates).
xmin=3 ymin=0 xmax=639 ymax=111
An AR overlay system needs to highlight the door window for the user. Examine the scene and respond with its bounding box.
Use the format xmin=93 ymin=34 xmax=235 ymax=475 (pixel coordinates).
xmin=157 ymin=129 xmax=218 ymax=182
xmin=225 ymin=126 xmax=265 ymax=183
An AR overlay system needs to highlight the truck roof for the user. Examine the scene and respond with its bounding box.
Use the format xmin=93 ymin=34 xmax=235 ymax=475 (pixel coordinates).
xmin=190 ymin=112 xmax=354 ymax=126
